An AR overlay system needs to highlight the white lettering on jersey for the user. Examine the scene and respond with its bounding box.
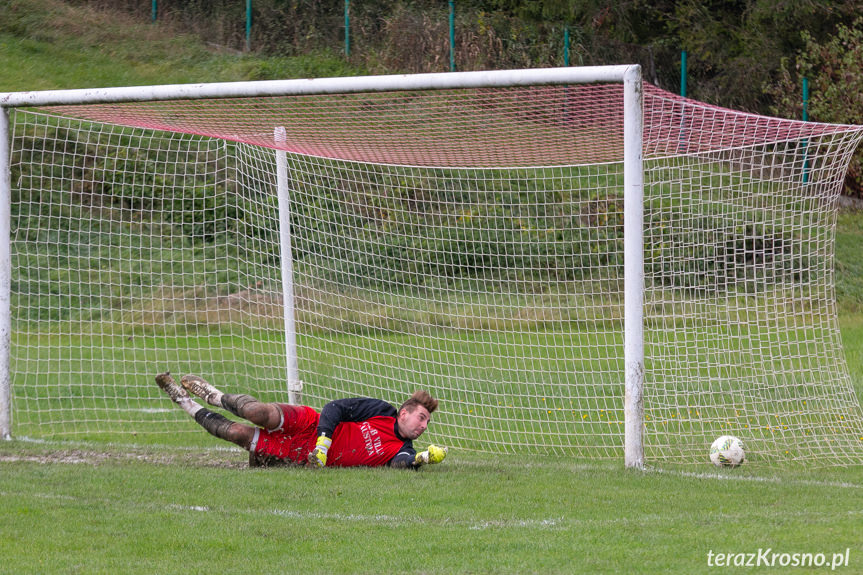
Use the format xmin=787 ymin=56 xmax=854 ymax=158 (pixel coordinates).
xmin=360 ymin=421 xmax=384 ymax=457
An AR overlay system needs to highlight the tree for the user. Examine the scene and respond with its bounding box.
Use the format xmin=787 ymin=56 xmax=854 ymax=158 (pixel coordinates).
xmin=767 ymin=17 xmax=863 ymax=196
xmin=668 ymin=0 xmax=859 ymax=112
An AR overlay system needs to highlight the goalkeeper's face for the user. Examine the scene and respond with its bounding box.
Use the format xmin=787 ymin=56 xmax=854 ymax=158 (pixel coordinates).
xmin=398 ymin=405 xmax=431 ymax=440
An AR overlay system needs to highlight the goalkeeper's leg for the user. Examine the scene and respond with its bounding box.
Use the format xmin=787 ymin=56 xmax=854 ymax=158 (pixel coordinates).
xmin=192 ymin=409 xmax=255 ymax=449
xmin=181 ymin=374 xmax=282 ymax=430
xmin=156 ymin=372 xmax=255 ymax=449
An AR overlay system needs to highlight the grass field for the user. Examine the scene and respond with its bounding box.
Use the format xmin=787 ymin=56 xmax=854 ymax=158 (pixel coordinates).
xmin=2 ymin=1 xmax=863 ymax=573
xmin=1 ymin=441 xmax=862 ymax=573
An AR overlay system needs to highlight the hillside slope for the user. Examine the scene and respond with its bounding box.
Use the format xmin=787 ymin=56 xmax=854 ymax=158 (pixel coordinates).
xmin=0 ymin=0 xmax=361 ymax=91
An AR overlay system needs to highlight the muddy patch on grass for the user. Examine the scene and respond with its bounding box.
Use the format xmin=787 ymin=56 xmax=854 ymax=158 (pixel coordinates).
xmin=0 ymin=447 xmax=250 ymax=469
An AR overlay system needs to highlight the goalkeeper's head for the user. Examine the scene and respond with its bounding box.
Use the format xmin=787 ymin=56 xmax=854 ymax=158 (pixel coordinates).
xmin=397 ymin=390 xmax=439 ymax=440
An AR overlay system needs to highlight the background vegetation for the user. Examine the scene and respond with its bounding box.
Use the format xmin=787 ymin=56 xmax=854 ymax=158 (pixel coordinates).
xmin=55 ymin=0 xmax=859 ymax=114
xmin=8 ymin=0 xmax=863 ymax=197
xmin=2 ymin=0 xmax=863 ymax=386
xmin=1 ymin=3 xmax=863 ymax=573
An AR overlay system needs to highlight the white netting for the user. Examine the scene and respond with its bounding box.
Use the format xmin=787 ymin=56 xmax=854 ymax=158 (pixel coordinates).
xmin=7 ymin=79 xmax=863 ymax=464
xmin=641 ymin=99 xmax=863 ymax=464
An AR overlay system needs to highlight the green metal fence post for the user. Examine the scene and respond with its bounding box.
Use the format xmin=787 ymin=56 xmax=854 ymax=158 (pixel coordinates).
xmin=245 ymin=0 xmax=252 ymax=52
xmin=151 ymin=0 xmax=157 ymax=22
xmin=803 ymin=77 xmax=810 ymax=183
xmin=344 ymin=0 xmax=351 ymax=58
xmin=680 ymin=50 xmax=687 ymax=97
xmin=564 ymin=26 xmax=570 ymax=66
xmin=449 ymin=0 xmax=456 ymax=72
xmin=678 ymin=50 xmax=689 ymax=153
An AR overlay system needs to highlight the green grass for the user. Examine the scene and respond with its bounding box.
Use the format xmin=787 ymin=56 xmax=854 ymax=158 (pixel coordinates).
xmin=0 ymin=442 xmax=861 ymax=574
xmin=10 ymin=321 xmax=861 ymax=462
xmin=836 ymin=210 xmax=863 ymax=313
xmin=0 ymin=0 xmax=363 ymax=91
xmin=2 ymin=1 xmax=863 ymax=573
xmin=0 ymin=314 xmax=860 ymax=573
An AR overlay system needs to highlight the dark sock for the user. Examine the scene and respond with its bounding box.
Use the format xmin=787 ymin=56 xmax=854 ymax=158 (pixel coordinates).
xmin=194 ymin=409 xmax=235 ymax=440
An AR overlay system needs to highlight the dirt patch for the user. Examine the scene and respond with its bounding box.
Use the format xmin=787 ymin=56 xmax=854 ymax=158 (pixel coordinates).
xmin=0 ymin=447 xmax=251 ymax=469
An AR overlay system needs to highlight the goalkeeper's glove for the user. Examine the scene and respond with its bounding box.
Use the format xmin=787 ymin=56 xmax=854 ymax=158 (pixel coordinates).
xmin=414 ymin=445 xmax=448 ymax=466
xmin=307 ymin=435 xmax=332 ymax=468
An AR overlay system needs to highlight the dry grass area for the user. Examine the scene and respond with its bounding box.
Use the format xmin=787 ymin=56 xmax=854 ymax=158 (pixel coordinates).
xmin=7 ymin=0 xmax=192 ymax=51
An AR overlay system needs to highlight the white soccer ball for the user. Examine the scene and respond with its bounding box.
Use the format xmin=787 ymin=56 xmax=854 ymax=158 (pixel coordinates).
xmin=709 ymin=435 xmax=745 ymax=467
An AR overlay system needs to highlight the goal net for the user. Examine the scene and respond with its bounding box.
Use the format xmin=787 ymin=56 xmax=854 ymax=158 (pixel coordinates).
xmin=3 ymin=70 xmax=863 ymax=465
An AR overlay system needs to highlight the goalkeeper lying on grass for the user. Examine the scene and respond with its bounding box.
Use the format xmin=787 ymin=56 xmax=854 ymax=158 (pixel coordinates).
xmin=156 ymin=372 xmax=447 ymax=470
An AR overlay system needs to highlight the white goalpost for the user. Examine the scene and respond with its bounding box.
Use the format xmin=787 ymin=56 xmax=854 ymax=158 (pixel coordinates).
xmin=274 ymin=126 xmax=303 ymax=407
xmin=2 ymin=66 xmax=863 ymax=467
xmin=0 ymin=107 xmax=12 ymax=442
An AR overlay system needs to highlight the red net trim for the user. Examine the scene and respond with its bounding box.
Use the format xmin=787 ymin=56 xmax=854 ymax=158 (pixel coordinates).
xmin=43 ymin=83 xmax=860 ymax=167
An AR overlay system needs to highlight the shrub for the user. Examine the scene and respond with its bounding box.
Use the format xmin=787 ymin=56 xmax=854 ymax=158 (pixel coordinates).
xmin=766 ymin=18 xmax=863 ymax=197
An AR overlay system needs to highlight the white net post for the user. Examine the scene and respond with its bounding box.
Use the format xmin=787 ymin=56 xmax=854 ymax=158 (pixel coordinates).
xmin=274 ymin=127 xmax=302 ymax=405
xmin=0 ymin=107 xmax=11 ymax=440
xmin=623 ymin=66 xmax=645 ymax=469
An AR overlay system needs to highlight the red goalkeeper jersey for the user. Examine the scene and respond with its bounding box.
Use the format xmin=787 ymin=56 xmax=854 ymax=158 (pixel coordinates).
xmin=326 ymin=415 xmax=407 ymax=467
xmin=317 ymin=397 xmax=417 ymax=467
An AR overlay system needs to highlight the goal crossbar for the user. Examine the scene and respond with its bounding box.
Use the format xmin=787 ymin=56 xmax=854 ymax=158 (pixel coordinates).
xmin=0 ymin=67 xmax=638 ymax=107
